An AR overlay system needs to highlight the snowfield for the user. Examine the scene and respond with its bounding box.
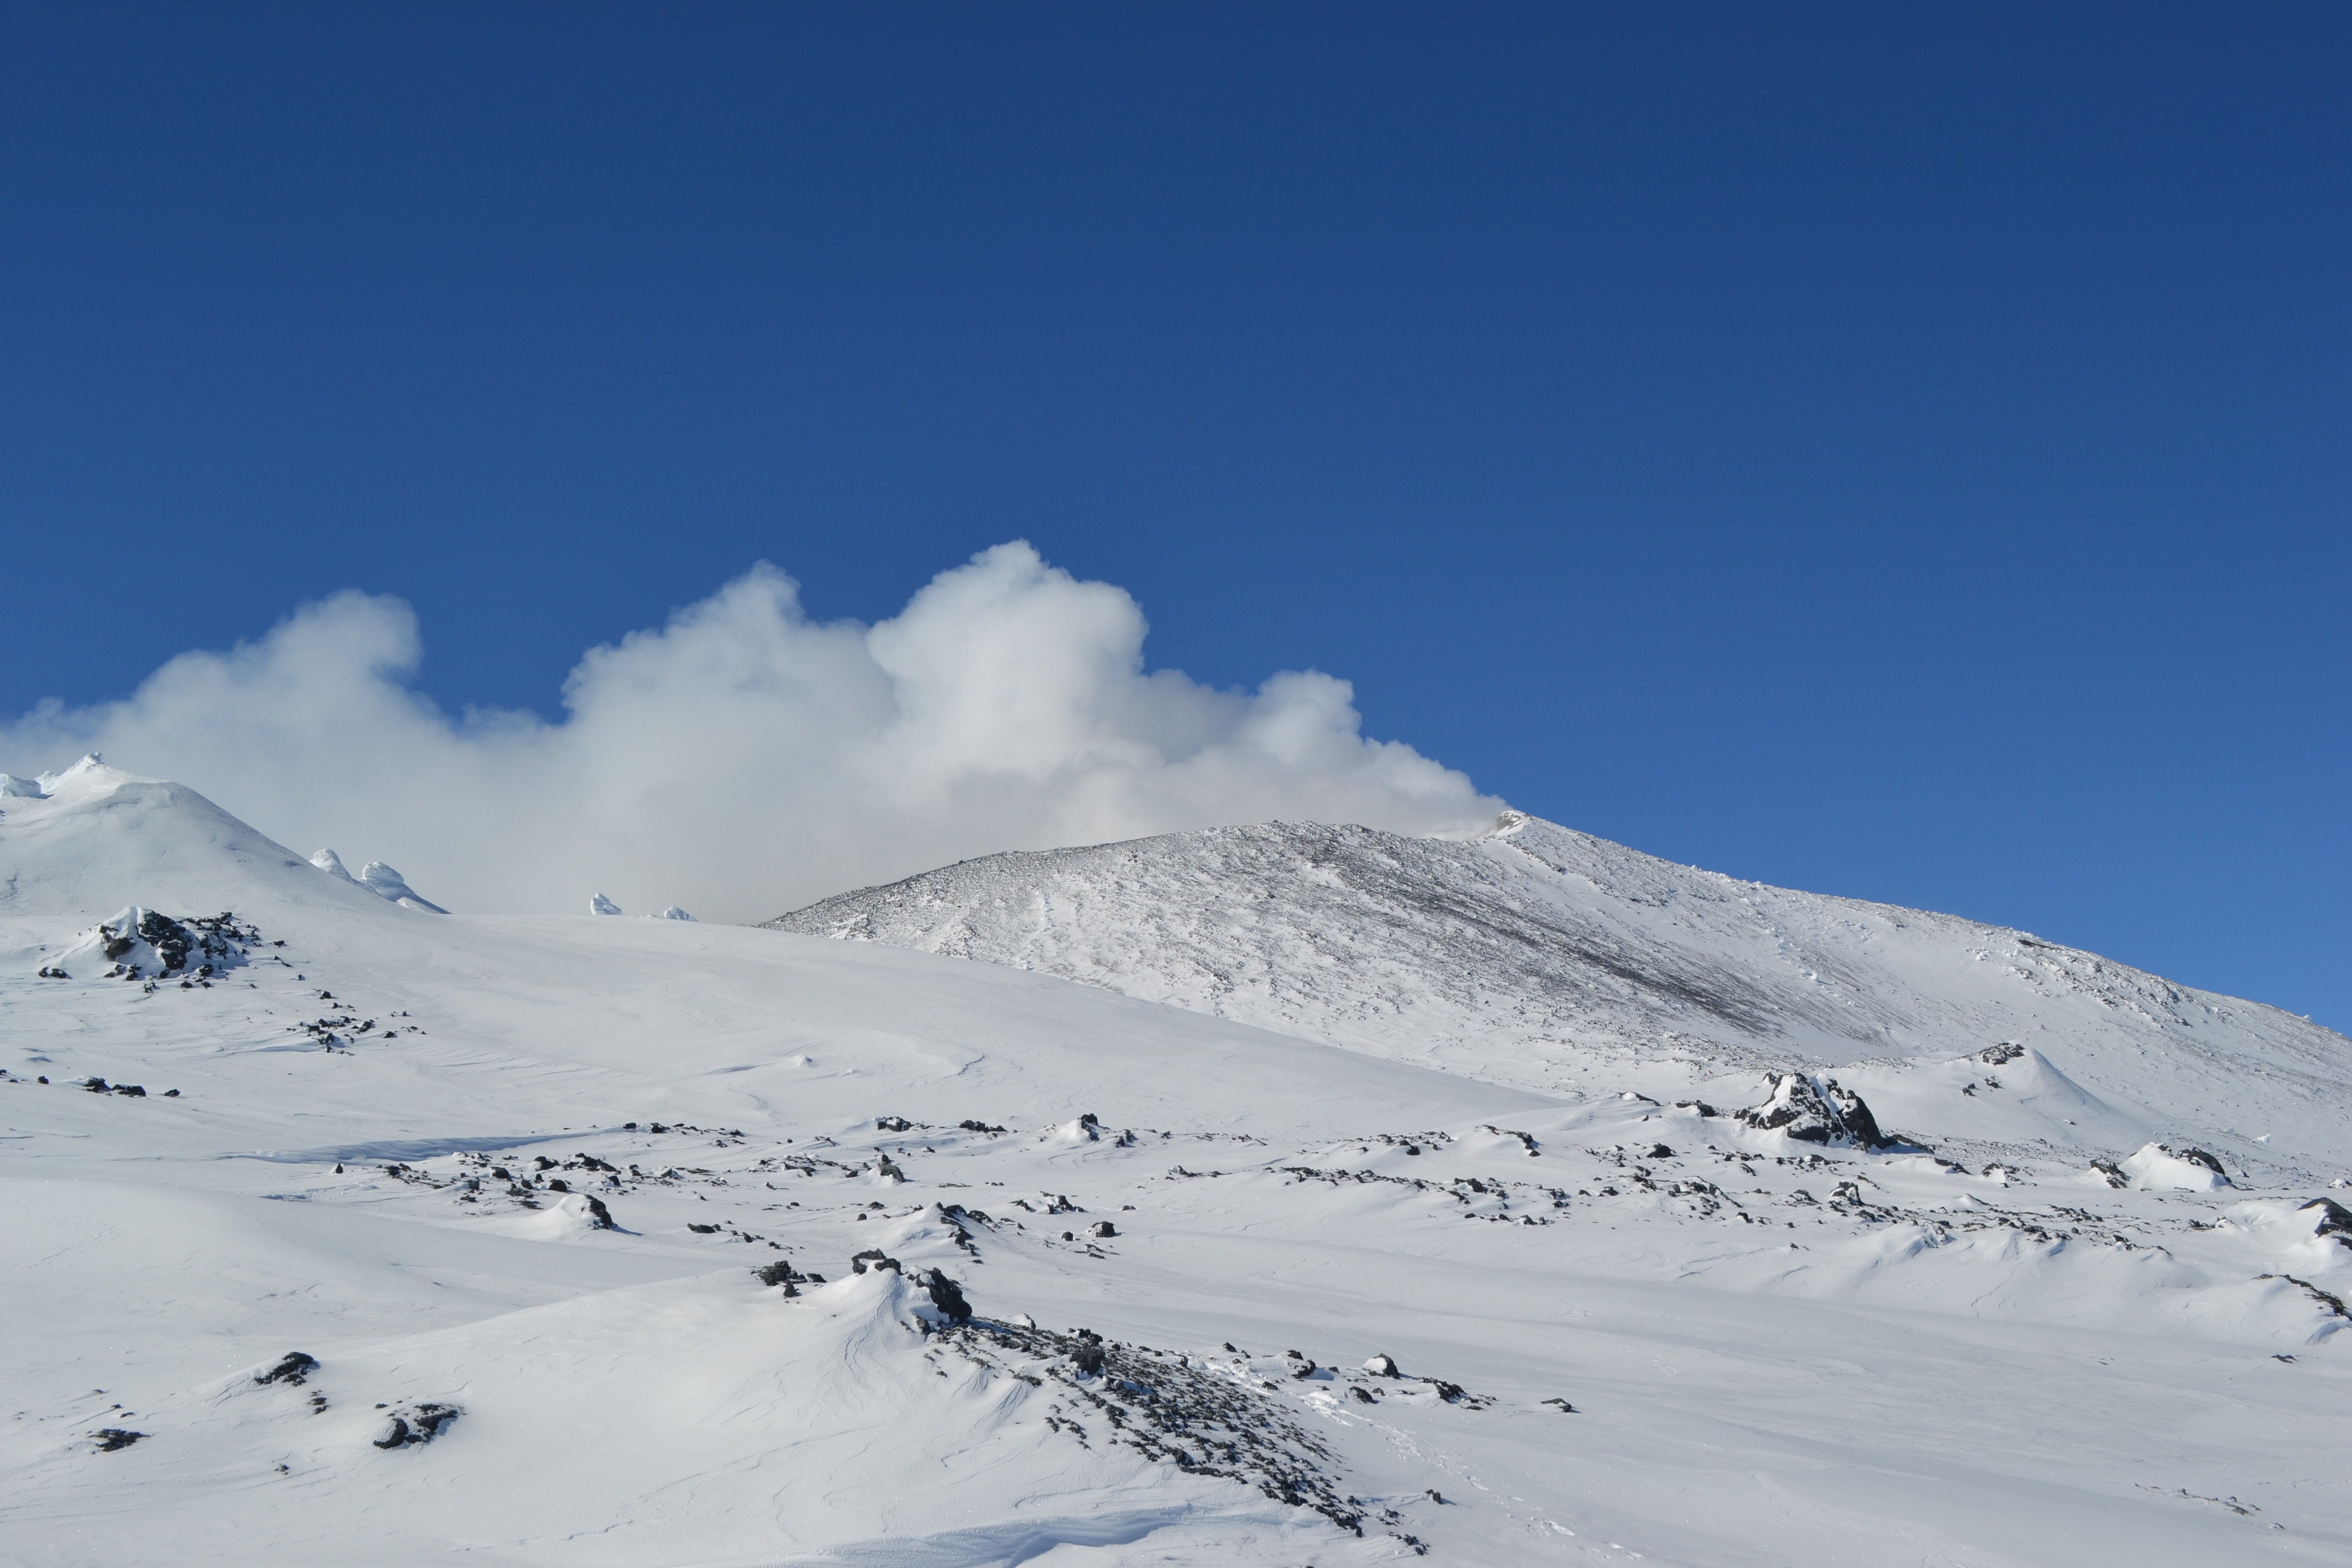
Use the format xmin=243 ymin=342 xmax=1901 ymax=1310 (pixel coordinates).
xmin=3 ymin=763 xmax=2346 ymax=1565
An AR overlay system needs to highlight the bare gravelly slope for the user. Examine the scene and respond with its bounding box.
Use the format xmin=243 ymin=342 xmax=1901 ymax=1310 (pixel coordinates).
xmin=767 ymin=813 xmax=2352 ymax=1178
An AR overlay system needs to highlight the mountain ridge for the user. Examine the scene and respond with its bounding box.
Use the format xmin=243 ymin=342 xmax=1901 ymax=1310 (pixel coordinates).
xmin=767 ymin=812 xmax=2351 ymax=1176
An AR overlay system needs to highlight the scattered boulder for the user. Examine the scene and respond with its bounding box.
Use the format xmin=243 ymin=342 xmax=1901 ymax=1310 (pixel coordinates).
xmin=753 ymin=1260 xmax=806 ymax=1295
xmin=372 ymin=1403 xmax=459 ymax=1449
xmin=92 ymin=1428 xmax=146 ymax=1452
xmin=1541 ymin=1396 xmax=1577 ymax=1412
xmin=958 ymin=1119 xmax=1007 ymax=1134
xmin=1087 ymin=1220 xmax=1117 ymax=1239
xmin=1364 ymin=1354 xmax=1401 ymax=1377
xmin=849 ymin=1250 xmax=900 ymax=1275
xmin=875 ymin=1115 xmax=914 ymax=1132
xmin=583 ymin=1195 xmax=617 ymax=1230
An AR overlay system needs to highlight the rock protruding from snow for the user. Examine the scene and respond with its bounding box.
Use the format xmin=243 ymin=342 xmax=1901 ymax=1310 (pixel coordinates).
xmin=2118 ymin=1142 xmax=2232 ymax=1191
xmin=1736 ymin=1072 xmax=1898 ymax=1149
xmin=917 ymin=1268 xmax=972 ymax=1325
xmin=61 ymin=906 xmax=256 ymax=982
xmin=2302 ymin=1197 xmax=2352 ymax=1245
xmin=591 ymin=893 xmax=623 ymax=916
xmin=373 ymin=1403 xmax=460 ymax=1450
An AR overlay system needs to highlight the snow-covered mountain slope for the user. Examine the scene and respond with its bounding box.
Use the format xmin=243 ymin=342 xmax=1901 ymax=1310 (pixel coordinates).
xmin=5 ymin=771 xmax=2349 ymax=1565
xmin=766 ymin=813 xmax=2352 ymax=1180
xmin=0 ymin=756 xmax=409 ymax=924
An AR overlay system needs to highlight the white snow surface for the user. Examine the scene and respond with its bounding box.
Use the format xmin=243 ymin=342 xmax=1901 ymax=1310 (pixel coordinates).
xmin=2 ymin=766 xmax=2347 ymax=1565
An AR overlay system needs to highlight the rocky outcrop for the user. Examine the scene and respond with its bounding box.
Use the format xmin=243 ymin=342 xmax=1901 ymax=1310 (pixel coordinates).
xmin=1735 ymin=1072 xmax=1900 ymax=1149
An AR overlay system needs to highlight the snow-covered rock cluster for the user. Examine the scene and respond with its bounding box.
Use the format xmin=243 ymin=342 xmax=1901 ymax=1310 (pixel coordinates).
xmin=1731 ymin=1070 xmax=1901 ymax=1148
xmin=51 ymin=906 xmax=260 ymax=984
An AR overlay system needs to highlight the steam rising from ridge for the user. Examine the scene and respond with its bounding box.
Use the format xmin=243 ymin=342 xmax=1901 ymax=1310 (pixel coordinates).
xmin=2 ymin=543 xmax=1503 ymax=919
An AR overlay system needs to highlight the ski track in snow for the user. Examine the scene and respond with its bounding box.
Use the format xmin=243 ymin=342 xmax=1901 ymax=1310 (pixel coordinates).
xmin=0 ymin=763 xmax=2346 ymax=1564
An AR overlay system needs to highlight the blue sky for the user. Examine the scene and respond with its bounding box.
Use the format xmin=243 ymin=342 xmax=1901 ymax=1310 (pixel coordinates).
xmin=2 ymin=5 xmax=2344 ymax=1026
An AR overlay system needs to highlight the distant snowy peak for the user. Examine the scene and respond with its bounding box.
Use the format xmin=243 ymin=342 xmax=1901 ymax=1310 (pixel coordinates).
xmin=0 ymin=760 xmax=399 ymax=923
xmin=765 ymin=812 xmax=2352 ymax=1175
xmin=311 ymin=847 xmax=448 ymax=913
xmin=589 ymin=893 xmax=695 ymax=921
xmin=0 ymin=752 xmax=113 ymax=804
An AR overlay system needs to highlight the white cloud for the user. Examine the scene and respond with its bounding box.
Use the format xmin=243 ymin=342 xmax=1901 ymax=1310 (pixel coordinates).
xmin=1 ymin=542 xmax=1505 ymax=919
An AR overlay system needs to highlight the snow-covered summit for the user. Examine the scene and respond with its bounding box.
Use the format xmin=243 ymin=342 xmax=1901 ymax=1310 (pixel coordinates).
xmin=0 ymin=760 xmax=403 ymax=923
xmin=767 ymin=811 xmax=2352 ymax=1175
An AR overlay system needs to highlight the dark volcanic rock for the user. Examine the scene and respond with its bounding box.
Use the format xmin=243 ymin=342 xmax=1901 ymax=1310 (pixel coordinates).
xmin=373 ymin=1403 xmax=459 ymax=1449
xmin=2303 ymin=1197 xmax=2352 ymax=1241
xmin=255 ymin=1351 xmax=320 ymax=1387
xmin=1735 ymin=1072 xmax=1899 ymax=1149
xmin=919 ymin=1268 xmax=973 ymax=1324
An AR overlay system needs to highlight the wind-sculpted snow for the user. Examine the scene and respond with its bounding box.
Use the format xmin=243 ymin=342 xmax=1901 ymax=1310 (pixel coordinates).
xmin=767 ymin=813 xmax=2352 ymax=1178
xmin=3 ymin=770 xmax=2350 ymax=1562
